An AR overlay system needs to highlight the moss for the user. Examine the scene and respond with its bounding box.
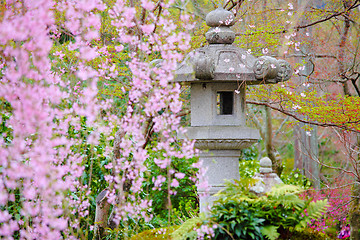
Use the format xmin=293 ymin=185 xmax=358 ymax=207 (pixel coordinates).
xmin=131 ymin=217 xmax=203 ymax=240
xmin=171 ymin=217 xmax=202 ymax=240
xmin=279 ymin=227 xmax=335 ymax=240
xmin=130 ymin=226 xmax=178 ymax=240
xmin=324 ymin=226 xmax=339 ymax=239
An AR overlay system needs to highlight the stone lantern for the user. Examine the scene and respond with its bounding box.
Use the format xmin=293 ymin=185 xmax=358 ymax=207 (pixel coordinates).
xmin=250 ymin=157 xmax=284 ymax=195
xmin=174 ymin=8 xmax=292 ymax=212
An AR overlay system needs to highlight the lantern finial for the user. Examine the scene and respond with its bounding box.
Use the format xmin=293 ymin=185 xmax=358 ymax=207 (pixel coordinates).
xmin=205 ymin=8 xmax=235 ymax=44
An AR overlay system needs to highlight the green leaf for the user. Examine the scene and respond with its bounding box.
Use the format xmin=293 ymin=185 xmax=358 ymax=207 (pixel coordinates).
xmin=235 ymin=227 xmax=242 ymax=237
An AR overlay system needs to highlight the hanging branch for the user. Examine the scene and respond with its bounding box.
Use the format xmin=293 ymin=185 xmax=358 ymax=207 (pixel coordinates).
xmin=224 ymin=0 xmax=245 ymax=14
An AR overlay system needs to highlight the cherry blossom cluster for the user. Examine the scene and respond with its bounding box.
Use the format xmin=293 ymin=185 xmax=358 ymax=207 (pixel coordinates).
xmin=0 ymin=0 xmax=200 ymax=239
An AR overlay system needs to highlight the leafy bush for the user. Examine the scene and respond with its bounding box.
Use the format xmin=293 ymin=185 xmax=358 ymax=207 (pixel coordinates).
xmin=144 ymin=145 xmax=199 ymax=223
xmin=211 ymin=200 xmax=264 ymax=240
xmin=209 ymin=180 xmax=329 ymax=240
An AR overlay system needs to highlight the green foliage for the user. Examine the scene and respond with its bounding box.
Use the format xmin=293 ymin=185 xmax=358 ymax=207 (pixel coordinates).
xmin=143 ymin=143 xmax=199 ymax=223
xmin=102 ymin=216 xmax=162 ymax=240
xmin=209 ymin=182 xmax=329 ymax=240
xmin=0 ymin=99 xmax=13 ymax=145
xmin=261 ymin=225 xmax=280 ymax=240
xmin=296 ymin=200 xmax=328 ymax=230
xmin=281 ymin=169 xmax=312 ymax=189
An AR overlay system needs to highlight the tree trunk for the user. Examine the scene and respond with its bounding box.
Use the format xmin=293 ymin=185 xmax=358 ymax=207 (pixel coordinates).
xmin=265 ymin=105 xmax=283 ymax=176
xmin=93 ymin=189 xmax=111 ymax=240
xmin=350 ymin=182 xmax=360 ymax=240
xmin=294 ymin=123 xmax=320 ymax=189
xmin=93 ymin=129 xmax=126 ymax=239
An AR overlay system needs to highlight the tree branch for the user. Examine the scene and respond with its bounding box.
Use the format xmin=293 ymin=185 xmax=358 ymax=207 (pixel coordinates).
xmin=295 ymin=0 xmax=360 ymax=30
xmin=246 ymin=100 xmax=360 ymax=133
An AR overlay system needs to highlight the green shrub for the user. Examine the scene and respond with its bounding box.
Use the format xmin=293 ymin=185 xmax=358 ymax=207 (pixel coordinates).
xmin=209 ymin=180 xmax=329 ymax=240
xmin=130 ymin=217 xmax=201 ymax=240
xmin=211 ymin=200 xmax=264 ymax=240
xmin=239 ymin=147 xmax=260 ymax=179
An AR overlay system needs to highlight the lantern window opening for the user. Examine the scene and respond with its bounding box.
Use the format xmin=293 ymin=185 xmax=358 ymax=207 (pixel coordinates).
xmin=217 ymin=91 xmax=234 ymax=115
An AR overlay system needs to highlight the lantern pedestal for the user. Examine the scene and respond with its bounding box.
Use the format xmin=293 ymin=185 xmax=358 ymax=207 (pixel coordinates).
xmin=198 ymin=150 xmax=241 ymax=212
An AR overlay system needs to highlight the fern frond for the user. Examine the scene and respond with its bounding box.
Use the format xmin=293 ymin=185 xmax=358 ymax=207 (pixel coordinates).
xmin=306 ymin=199 xmax=329 ymax=220
xmin=268 ymin=184 xmax=302 ymax=198
xmin=295 ymin=199 xmax=329 ymax=230
xmin=269 ymin=193 xmax=305 ymax=209
xmin=261 ymin=225 xmax=280 ymax=240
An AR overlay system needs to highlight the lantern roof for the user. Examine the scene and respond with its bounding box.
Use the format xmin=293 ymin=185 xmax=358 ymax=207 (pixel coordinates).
xmin=174 ymin=7 xmax=292 ymax=84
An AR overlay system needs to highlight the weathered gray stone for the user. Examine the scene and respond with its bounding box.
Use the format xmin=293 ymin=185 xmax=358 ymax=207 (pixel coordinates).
xmin=205 ymin=27 xmax=236 ymax=44
xmin=198 ymin=150 xmax=241 ymax=212
xmin=205 ymin=7 xmax=235 ymax=27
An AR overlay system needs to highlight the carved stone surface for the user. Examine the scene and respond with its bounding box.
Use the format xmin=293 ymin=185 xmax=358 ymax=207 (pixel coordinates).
xmin=194 ymin=54 xmax=215 ymax=79
xmin=253 ymin=56 xmax=279 ymax=80
xmin=175 ymin=45 xmax=257 ymax=82
xmin=195 ymin=139 xmax=257 ymax=150
xmin=253 ymin=56 xmax=292 ymax=82
xmin=205 ymin=27 xmax=236 ymax=44
xmin=259 ymin=156 xmax=273 ymax=173
xmin=198 ymin=149 xmax=241 ymax=212
xmin=276 ymin=59 xmax=292 ymax=82
xmin=183 ymin=125 xmax=259 ymax=139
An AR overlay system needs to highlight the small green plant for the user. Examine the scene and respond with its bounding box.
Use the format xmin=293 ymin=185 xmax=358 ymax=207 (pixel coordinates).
xmin=239 ymin=147 xmax=260 ymax=179
xmin=281 ymin=169 xmax=312 ymax=189
xmin=130 ymin=226 xmax=178 ymax=240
